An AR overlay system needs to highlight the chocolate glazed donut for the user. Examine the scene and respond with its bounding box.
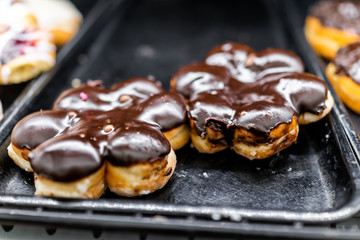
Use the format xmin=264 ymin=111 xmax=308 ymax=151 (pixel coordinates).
xmin=8 ymin=78 xmax=188 ymax=198
xmin=304 ymin=0 xmax=360 ymax=60
xmin=326 ymin=42 xmax=360 ymax=114
xmin=171 ymin=42 xmax=334 ymax=159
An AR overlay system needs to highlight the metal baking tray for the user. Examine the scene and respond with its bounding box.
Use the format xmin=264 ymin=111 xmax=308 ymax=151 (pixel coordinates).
xmin=0 ymin=0 xmax=360 ymax=239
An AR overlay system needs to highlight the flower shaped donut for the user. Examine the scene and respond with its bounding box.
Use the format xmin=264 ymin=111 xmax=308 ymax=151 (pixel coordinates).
xmin=0 ymin=0 xmax=56 ymax=85
xmin=8 ymin=78 xmax=188 ymax=198
xmin=171 ymin=42 xmax=334 ymax=159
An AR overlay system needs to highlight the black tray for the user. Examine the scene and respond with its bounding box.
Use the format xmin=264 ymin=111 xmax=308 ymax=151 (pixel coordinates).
xmin=0 ymin=0 xmax=360 ymax=239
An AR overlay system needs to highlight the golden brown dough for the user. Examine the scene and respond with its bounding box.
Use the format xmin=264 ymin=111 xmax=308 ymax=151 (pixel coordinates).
xmin=34 ymin=164 xmax=106 ymax=199
xmin=163 ymin=124 xmax=189 ymax=150
xmin=304 ymin=16 xmax=359 ymax=60
xmin=7 ymin=143 xmax=32 ymax=172
xmin=106 ymin=149 xmax=176 ymax=197
xmin=326 ymin=63 xmax=360 ymax=114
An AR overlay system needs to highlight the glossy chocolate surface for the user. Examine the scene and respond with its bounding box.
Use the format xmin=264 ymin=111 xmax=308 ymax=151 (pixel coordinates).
xmin=204 ymin=42 xmax=304 ymax=83
xmin=334 ymin=41 xmax=360 ymax=84
xmin=12 ymin=78 xmax=187 ymax=181
xmin=309 ymin=0 xmax=360 ymax=33
xmin=173 ymin=42 xmax=328 ymax=141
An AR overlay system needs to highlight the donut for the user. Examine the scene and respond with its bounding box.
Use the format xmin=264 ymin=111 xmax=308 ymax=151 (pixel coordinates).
xmin=171 ymin=42 xmax=334 ymax=160
xmin=326 ymin=42 xmax=360 ymax=114
xmin=0 ymin=0 xmax=37 ymax=29
xmin=8 ymin=78 xmax=188 ymax=198
xmin=21 ymin=0 xmax=83 ymax=46
xmin=0 ymin=1 xmax=56 ymax=85
xmin=304 ymin=0 xmax=360 ymax=60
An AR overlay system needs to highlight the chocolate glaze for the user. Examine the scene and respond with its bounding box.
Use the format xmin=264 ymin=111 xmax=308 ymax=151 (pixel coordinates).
xmin=309 ymin=0 xmax=360 ymax=34
xmin=172 ymin=62 xmax=231 ymax=99
xmin=172 ymin=43 xmax=328 ymax=143
xmin=334 ymin=41 xmax=360 ymax=85
xmin=12 ymin=78 xmax=187 ymax=182
xmin=204 ymin=42 xmax=304 ymax=83
xmin=163 ymin=167 xmax=172 ymax=176
xmin=30 ymin=134 xmax=102 ymax=182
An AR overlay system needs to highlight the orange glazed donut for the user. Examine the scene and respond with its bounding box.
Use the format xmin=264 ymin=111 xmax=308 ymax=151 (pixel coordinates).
xmin=304 ymin=0 xmax=360 ymax=60
xmin=326 ymin=42 xmax=360 ymax=114
xmin=8 ymin=78 xmax=188 ymax=198
xmin=171 ymin=42 xmax=334 ymax=160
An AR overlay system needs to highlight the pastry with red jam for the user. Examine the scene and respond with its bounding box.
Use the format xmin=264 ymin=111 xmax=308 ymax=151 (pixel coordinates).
xmin=0 ymin=1 xmax=56 ymax=85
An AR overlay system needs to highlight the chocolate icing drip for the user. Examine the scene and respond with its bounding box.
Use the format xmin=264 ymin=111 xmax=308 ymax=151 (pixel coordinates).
xmin=29 ymin=135 xmax=102 ymax=182
xmin=107 ymin=121 xmax=170 ymax=166
xmin=172 ymin=42 xmax=328 ymax=142
xmin=310 ymin=0 xmax=360 ymax=34
xmin=12 ymin=110 xmax=69 ymax=150
xmin=12 ymin=78 xmax=187 ymax=182
xmin=334 ymin=42 xmax=360 ymax=84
